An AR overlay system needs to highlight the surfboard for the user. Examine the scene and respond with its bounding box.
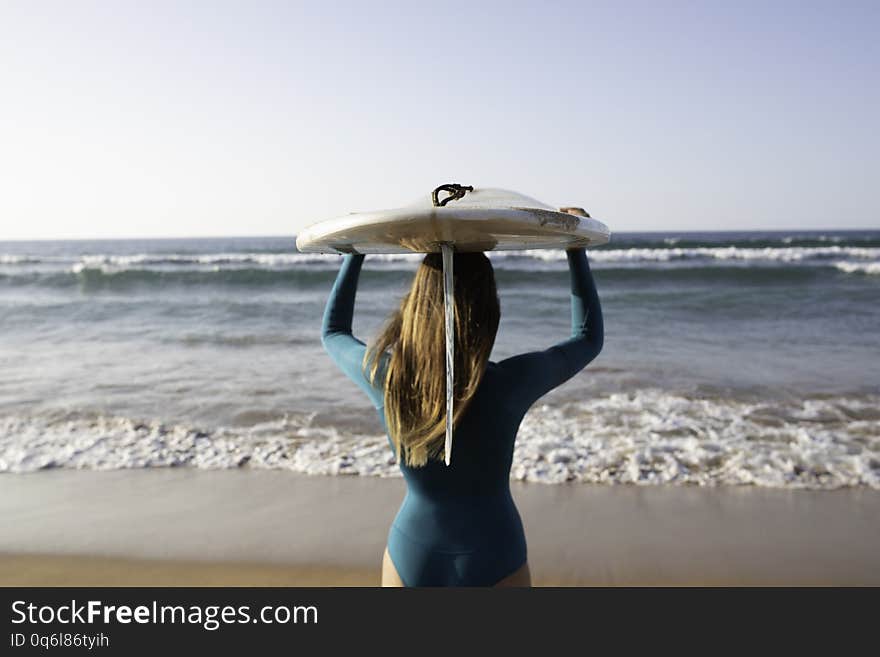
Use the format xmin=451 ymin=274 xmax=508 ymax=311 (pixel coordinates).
xmin=295 ymin=186 xmax=610 ymax=254
xmin=298 ymin=184 xmax=611 ymax=467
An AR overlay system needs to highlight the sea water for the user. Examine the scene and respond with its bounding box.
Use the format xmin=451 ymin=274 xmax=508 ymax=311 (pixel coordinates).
xmin=1 ymin=231 xmax=878 ymax=488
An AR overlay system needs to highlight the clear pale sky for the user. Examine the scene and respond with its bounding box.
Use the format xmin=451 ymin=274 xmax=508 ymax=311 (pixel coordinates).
xmin=1 ymin=1 xmax=877 ymax=240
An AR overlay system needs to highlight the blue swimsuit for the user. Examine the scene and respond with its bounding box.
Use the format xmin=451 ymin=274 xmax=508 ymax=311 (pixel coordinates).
xmin=321 ymin=249 xmax=603 ymax=586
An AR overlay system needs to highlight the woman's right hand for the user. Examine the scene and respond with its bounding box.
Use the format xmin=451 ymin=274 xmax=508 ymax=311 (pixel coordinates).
xmin=559 ymin=208 xmax=590 ymax=253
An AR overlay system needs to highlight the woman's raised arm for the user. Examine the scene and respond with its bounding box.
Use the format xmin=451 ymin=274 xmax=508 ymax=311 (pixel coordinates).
xmin=320 ymin=253 xmax=384 ymax=407
xmin=496 ymin=245 xmax=604 ymax=409
xmin=321 ymin=253 xmax=365 ymax=345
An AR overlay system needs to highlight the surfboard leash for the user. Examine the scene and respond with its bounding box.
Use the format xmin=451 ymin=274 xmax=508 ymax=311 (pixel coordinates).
xmin=440 ymin=242 xmax=455 ymax=466
xmin=431 ymin=183 xmax=472 ymax=465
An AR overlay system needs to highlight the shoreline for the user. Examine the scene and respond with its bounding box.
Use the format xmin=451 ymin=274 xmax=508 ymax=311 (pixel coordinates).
xmin=2 ymin=469 xmax=879 ymax=586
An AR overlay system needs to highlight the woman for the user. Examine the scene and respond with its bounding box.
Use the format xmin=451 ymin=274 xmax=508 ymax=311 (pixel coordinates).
xmin=320 ymin=213 xmax=604 ymax=587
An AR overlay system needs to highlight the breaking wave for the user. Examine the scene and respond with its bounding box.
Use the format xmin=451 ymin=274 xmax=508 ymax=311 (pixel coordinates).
xmin=0 ymin=245 xmax=878 ymax=290
xmin=3 ymin=391 xmax=878 ymax=489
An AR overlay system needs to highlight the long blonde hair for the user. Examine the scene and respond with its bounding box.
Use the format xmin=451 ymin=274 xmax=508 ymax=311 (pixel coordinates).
xmin=364 ymin=252 xmax=500 ymax=467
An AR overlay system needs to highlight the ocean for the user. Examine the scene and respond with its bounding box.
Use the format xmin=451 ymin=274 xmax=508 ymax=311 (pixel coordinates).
xmin=1 ymin=231 xmax=878 ymax=489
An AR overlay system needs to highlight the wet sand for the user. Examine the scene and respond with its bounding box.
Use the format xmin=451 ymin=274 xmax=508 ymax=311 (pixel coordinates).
xmin=1 ymin=469 xmax=878 ymax=586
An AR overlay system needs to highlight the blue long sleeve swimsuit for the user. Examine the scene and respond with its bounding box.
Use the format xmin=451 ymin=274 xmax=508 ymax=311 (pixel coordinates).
xmin=321 ymin=249 xmax=604 ymax=586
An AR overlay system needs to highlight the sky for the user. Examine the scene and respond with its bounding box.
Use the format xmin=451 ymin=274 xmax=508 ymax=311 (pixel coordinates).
xmin=0 ymin=1 xmax=878 ymax=240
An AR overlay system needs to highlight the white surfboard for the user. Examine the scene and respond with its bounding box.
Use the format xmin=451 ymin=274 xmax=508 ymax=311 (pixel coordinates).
xmin=298 ymin=184 xmax=610 ymax=467
xmin=295 ymin=186 xmax=610 ymax=254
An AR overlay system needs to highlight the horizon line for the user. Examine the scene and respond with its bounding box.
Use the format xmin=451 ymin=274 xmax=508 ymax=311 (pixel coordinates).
xmin=1 ymin=226 xmax=878 ymax=243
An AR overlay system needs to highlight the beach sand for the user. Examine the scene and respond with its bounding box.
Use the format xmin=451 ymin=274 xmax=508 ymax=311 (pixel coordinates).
xmin=1 ymin=469 xmax=878 ymax=586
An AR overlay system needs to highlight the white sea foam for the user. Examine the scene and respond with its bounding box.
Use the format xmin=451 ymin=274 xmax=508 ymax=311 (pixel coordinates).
xmin=3 ymin=246 xmax=880 ymax=276
xmin=77 ymin=253 xmax=337 ymax=267
xmin=496 ymin=246 xmax=880 ymax=264
xmin=0 ymin=412 xmax=397 ymax=477
xmin=2 ymin=392 xmax=878 ymax=489
xmin=833 ymin=261 xmax=880 ymax=275
xmin=0 ymin=255 xmax=40 ymax=264
xmin=59 ymin=246 xmax=880 ymax=275
xmin=512 ymin=392 xmax=880 ymax=488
